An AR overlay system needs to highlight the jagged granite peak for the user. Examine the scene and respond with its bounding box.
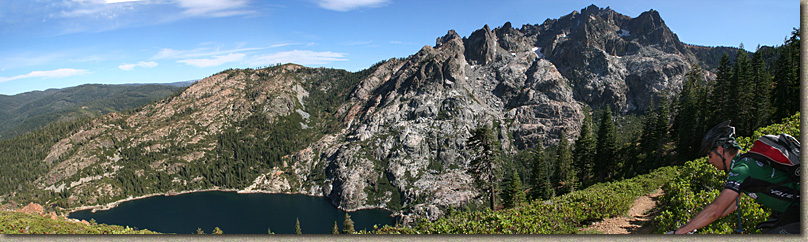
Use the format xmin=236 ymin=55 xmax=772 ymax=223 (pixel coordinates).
xmin=497 ymin=4 xmax=704 ymax=113
xmin=436 ymin=29 xmax=461 ymax=48
xmin=494 ymin=21 xmax=532 ymax=52
xmin=464 ymin=24 xmax=499 ymax=65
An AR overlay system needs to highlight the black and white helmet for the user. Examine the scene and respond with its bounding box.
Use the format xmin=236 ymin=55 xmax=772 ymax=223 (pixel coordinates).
xmin=699 ymin=120 xmax=740 ymax=157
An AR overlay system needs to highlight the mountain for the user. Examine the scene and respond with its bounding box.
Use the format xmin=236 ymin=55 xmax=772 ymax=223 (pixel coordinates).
xmin=0 ymin=5 xmax=738 ymax=221
xmin=0 ymin=84 xmax=185 ymax=139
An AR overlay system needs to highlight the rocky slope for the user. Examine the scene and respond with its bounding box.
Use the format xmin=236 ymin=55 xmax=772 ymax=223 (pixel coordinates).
xmin=4 ymin=5 xmax=721 ymax=221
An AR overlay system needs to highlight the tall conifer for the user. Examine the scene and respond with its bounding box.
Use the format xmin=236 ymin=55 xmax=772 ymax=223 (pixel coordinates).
xmin=295 ymin=218 xmax=302 ymax=234
xmin=342 ymin=213 xmax=355 ymax=234
xmin=573 ymin=112 xmax=596 ymax=187
xmin=709 ymin=53 xmax=732 ymax=126
xmin=772 ymin=28 xmax=800 ymax=121
xmin=466 ymin=126 xmax=502 ymax=210
xmin=731 ymin=47 xmax=754 ymax=136
xmin=750 ymin=48 xmax=772 ymax=129
xmin=595 ymin=107 xmax=618 ymax=180
xmin=529 ymin=144 xmax=553 ymax=200
xmin=502 ymin=171 xmax=526 ymax=208
xmin=555 ymin=131 xmax=576 ymax=193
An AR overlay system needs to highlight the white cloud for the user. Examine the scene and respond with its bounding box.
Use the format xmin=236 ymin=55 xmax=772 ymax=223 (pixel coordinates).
xmin=247 ymin=50 xmax=347 ymax=66
xmin=317 ymin=0 xmax=390 ymax=11
xmin=346 ymin=40 xmax=373 ymax=45
xmin=178 ymin=53 xmax=245 ymax=67
xmin=118 ymin=61 xmax=158 ymax=71
xmin=105 ymin=0 xmax=143 ymax=4
xmin=175 ymin=0 xmax=253 ymax=17
xmin=270 ymin=43 xmax=302 ymax=48
xmin=0 ymin=68 xmax=91 ymax=83
xmin=152 ymin=46 xmax=263 ymax=60
xmin=44 ymin=0 xmax=254 ymax=34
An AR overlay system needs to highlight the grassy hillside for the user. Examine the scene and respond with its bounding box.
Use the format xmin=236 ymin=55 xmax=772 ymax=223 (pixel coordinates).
xmin=0 ymin=210 xmax=158 ymax=234
xmin=373 ymin=166 xmax=678 ymax=234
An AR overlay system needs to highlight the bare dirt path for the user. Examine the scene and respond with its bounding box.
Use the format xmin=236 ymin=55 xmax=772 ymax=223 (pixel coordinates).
xmin=581 ymin=188 xmax=664 ymax=234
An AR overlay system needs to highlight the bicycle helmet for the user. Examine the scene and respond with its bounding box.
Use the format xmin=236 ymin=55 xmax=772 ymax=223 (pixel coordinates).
xmin=699 ymin=120 xmax=740 ymax=157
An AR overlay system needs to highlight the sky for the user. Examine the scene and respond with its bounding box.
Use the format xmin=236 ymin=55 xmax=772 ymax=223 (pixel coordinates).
xmin=0 ymin=0 xmax=799 ymax=95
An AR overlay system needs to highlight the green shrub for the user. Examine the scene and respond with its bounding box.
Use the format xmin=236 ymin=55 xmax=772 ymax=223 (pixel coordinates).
xmin=374 ymin=166 xmax=679 ymax=234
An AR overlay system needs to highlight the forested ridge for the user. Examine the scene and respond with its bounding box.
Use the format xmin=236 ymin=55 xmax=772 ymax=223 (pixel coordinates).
xmin=0 ymin=62 xmax=382 ymax=211
xmin=0 ymin=84 xmax=184 ymax=140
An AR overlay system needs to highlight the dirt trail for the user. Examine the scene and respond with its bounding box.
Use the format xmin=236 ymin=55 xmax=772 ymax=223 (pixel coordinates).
xmin=581 ymin=188 xmax=664 ymax=234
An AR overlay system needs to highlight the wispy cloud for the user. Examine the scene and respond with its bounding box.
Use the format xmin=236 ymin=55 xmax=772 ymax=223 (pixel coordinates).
xmin=270 ymin=43 xmax=302 ymax=48
xmin=175 ymin=0 xmax=253 ymax=17
xmin=316 ymin=0 xmax=390 ymax=11
xmin=106 ymin=0 xmax=144 ymax=4
xmin=390 ymin=40 xmax=416 ymax=45
xmin=0 ymin=68 xmax=91 ymax=83
xmin=118 ymin=61 xmax=158 ymax=71
xmin=178 ymin=53 xmax=245 ymax=67
xmin=247 ymin=50 xmax=347 ymax=66
xmin=15 ymin=0 xmax=257 ymax=34
xmin=346 ymin=40 xmax=373 ymax=45
xmin=152 ymin=46 xmax=263 ymax=60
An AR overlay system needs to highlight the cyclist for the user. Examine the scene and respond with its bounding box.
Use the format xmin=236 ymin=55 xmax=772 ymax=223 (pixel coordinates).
xmin=668 ymin=121 xmax=799 ymax=234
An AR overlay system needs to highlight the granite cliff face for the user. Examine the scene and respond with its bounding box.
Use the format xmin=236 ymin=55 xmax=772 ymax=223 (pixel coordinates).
xmin=12 ymin=5 xmax=715 ymax=221
xmin=249 ymin=5 xmax=711 ymax=220
xmin=522 ymin=5 xmax=700 ymax=113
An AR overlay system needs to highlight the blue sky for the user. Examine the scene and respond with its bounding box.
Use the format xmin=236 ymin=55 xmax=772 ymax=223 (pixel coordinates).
xmin=0 ymin=0 xmax=798 ymax=95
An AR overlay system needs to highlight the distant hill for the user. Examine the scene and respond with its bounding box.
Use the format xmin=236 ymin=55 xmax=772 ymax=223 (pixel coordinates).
xmin=0 ymin=83 xmax=185 ymax=139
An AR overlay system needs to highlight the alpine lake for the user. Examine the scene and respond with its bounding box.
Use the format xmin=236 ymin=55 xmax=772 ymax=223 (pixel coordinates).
xmin=69 ymin=191 xmax=396 ymax=234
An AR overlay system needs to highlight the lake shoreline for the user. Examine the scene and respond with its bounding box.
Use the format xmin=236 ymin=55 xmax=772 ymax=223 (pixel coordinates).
xmin=67 ymin=188 xmax=397 ymax=217
xmin=67 ymin=189 xmax=398 ymax=234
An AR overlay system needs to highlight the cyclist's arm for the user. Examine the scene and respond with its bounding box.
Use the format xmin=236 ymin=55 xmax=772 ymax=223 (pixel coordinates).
xmin=719 ymin=198 xmax=737 ymax=217
xmin=674 ymin=189 xmax=740 ymax=234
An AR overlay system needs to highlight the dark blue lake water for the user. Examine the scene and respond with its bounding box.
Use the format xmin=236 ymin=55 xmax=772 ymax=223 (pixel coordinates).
xmin=69 ymin=191 xmax=395 ymax=234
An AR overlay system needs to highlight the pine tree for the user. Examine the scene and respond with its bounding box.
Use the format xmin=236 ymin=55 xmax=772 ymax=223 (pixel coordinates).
xmin=750 ymin=47 xmax=772 ymax=129
xmin=709 ymin=53 xmax=732 ymax=126
xmin=635 ymin=103 xmax=657 ymax=176
xmin=637 ymin=97 xmax=671 ymax=173
xmin=466 ymin=126 xmax=502 ymax=210
xmin=772 ymin=28 xmax=800 ymax=121
xmin=673 ymin=65 xmax=709 ymax=163
xmin=295 ymin=218 xmax=302 ymax=234
xmin=529 ymin=144 xmax=553 ymax=200
xmin=502 ymin=171 xmax=526 ymax=208
xmin=595 ymin=107 xmax=618 ymax=180
xmin=731 ymin=46 xmax=754 ymax=136
xmin=212 ymin=227 xmax=223 ymax=234
xmin=342 ymin=213 xmax=355 ymax=234
xmin=332 ymin=221 xmax=340 ymax=234
xmin=554 ymin=131 xmax=576 ymax=193
xmin=573 ymin=112 xmax=596 ymax=188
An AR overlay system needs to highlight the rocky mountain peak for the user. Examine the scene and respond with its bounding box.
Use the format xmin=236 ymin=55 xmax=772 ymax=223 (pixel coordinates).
xmin=436 ymin=29 xmax=461 ymax=48
xmin=464 ymin=24 xmax=498 ymax=65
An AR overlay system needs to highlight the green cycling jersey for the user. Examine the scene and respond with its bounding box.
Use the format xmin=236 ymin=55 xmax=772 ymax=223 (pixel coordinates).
xmin=724 ymin=154 xmax=800 ymax=213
